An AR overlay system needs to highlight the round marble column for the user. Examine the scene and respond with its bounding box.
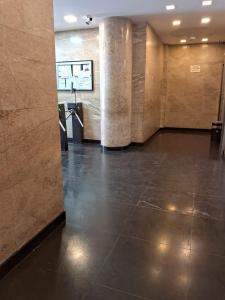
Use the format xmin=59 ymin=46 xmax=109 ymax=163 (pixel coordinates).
xmin=99 ymin=17 xmax=132 ymax=149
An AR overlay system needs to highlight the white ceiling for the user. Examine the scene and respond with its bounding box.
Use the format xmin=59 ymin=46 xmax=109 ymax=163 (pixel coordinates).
xmin=53 ymin=0 xmax=225 ymax=45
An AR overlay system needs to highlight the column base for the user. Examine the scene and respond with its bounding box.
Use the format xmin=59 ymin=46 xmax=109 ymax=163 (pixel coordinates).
xmin=101 ymin=144 xmax=131 ymax=152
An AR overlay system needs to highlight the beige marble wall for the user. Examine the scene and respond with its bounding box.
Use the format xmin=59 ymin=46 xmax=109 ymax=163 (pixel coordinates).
xmin=163 ymin=44 xmax=225 ymax=129
xmin=0 ymin=0 xmax=64 ymax=264
xmin=55 ymin=29 xmax=100 ymax=140
xmin=143 ymin=25 xmax=164 ymax=141
xmin=132 ymin=24 xmax=164 ymax=143
xmin=132 ymin=24 xmax=146 ymax=142
xmin=100 ymin=18 xmax=133 ymax=147
xmin=220 ymin=67 xmax=225 ymax=154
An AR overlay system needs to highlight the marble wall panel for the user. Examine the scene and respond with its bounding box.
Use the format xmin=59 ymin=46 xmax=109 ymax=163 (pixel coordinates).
xmin=0 ymin=0 xmax=64 ymax=264
xmin=131 ymin=24 xmax=146 ymax=142
xmin=143 ymin=24 xmax=164 ymax=141
xmin=55 ymin=29 xmax=100 ymax=140
xmin=132 ymin=23 xmax=164 ymax=143
xmin=164 ymin=44 xmax=225 ymax=128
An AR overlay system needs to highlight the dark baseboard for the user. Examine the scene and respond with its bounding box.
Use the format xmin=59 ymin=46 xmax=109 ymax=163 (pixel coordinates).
xmin=131 ymin=128 xmax=162 ymax=146
xmin=68 ymin=139 xmax=101 ymax=145
xmin=69 ymin=128 xmax=211 ymax=149
xmin=130 ymin=127 xmax=210 ymax=146
xmin=143 ymin=128 xmax=162 ymax=144
xmin=0 ymin=211 xmax=66 ymax=280
xmin=161 ymin=127 xmax=211 ymax=133
xmin=101 ymin=144 xmax=131 ymax=152
xmin=131 ymin=142 xmax=143 ymax=146
xmin=101 ymin=129 xmax=162 ymax=150
xmin=83 ymin=139 xmax=101 ymax=144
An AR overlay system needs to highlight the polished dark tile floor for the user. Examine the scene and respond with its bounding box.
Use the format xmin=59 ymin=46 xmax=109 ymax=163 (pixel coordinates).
xmin=1 ymin=131 xmax=225 ymax=300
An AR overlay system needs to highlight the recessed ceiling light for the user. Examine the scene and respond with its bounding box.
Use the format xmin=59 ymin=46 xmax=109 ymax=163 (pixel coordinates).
xmin=70 ymin=36 xmax=82 ymax=44
xmin=64 ymin=15 xmax=77 ymax=23
xmin=202 ymin=38 xmax=209 ymax=42
xmin=202 ymin=0 xmax=212 ymax=6
xmin=173 ymin=20 xmax=181 ymax=26
xmin=180 ymin=39 xmax=187 ymax=43
xmin=190 ymin=37 xmax=196 ymax=40
xmin=166 ymin=4 xmax=175 ymax=10
xmin=201 ymin=17 xmax=211 ymax=24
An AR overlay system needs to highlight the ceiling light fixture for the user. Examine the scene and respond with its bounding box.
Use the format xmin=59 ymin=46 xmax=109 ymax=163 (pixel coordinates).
xmin=173 ymin=20 xmax=181 ymax=26
xmin=166 ymin=4 xmax=175 ymax=10
xmin=190 ymin=37 xmax=196 ymax=40
xmin=202 ymin=38 xmax=209 ymax=42
xmin=202 ymin=0 xmax=212 ymax=6
xmin=201 ymin=17 xmax=211 ymax=24
xmin=70 ymin=36 xmax=83 ymax=44
xmin=180 ymin=39 xmax=187 ymax=43
xmin=64 ymin=15 xmax=77 ymax=23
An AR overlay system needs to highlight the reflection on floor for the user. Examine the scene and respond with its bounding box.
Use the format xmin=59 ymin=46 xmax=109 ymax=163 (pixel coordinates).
xmin=1 ymin=130 xmax=225 ymax=300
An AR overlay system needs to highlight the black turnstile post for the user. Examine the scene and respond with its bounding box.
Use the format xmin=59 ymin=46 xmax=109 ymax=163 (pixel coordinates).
xmin=58 ymin=104 xmax=68 ymax=151
xmin=211 ymin=121 xmax=223 ymax=143
xmin=67 ymin=103 xmax=84 ymax=144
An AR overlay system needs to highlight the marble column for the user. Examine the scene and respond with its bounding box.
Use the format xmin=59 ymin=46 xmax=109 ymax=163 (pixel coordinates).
xmin=99 ymin=17 xmax=133 ymax=148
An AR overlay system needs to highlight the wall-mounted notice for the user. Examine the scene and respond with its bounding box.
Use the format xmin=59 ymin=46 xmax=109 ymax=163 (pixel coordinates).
xmin=56 ymin=60 xmax=93 ymax=91
xmin=190 ymin=65 xmax=201 ymax=73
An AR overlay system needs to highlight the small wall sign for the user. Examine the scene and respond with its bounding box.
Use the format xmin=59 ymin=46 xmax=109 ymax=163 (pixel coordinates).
xmin=190 ymin=65 xmax=201 ymax=73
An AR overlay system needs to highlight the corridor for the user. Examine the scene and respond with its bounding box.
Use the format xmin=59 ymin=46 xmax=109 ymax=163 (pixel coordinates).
xmin=0 ymin=130 xmax=225 ymax=300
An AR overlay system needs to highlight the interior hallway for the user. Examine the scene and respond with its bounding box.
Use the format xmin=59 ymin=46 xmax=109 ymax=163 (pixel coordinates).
xmin=0 ymin=130 xmax=225 ymax=300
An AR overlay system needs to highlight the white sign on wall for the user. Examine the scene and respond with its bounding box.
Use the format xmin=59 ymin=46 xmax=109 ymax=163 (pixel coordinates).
xmin=56 ymin=60 xmax=94 ymax=91
xmin=190 ymin=65 xmax=201 ymax=73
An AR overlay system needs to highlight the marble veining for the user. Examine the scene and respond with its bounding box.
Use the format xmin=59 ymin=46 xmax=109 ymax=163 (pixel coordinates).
xmin=0 ymin=0 xmax=64 ymax=264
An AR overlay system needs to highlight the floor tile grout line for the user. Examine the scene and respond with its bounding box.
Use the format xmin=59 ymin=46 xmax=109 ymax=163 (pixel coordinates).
xmin=119 ymin=233 xmax=192 ymax=250
xmin=81 ymin=234 xmax=121 ymax=300
xmin=136 ymin=201 xmax=195 ymax=217
xmin=83 ymin=206 xmax=139 ymax=299
xmin=190 ymin=192 xmax=195 ymax=251
xmin=186 ymin=194 xmax=194 ymax=300
xmin=117 ymin=233 xmax=225 ymax=259
xmin=185 ymin=281 xmax=191 ymax=300
xmin=102 ymin=235 xmax=121 ymax=268
xmin=135 ymin=183 xmax=152 ymax=207
xmin=98 ymin=283 xmax=153 ymax=300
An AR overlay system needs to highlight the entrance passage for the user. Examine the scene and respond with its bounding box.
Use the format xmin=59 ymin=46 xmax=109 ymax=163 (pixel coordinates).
xmin=1 ymin=130 xmax=225 ymax=300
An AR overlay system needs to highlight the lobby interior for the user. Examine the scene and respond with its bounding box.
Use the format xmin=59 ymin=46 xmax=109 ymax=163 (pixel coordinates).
xmin=1 ymin=0 xmax=225 ymax=299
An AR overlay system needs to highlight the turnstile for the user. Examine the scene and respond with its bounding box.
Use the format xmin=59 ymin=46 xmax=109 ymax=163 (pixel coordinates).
xmin=58 ymin=104 xmax=68 ymax=151
xmin=67 ymin=102 xmax=84 ymax=144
